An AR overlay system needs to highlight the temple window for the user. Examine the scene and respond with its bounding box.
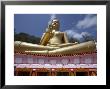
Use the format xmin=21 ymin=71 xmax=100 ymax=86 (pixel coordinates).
xmin=15 ymin=58 xmax=22 ymax=64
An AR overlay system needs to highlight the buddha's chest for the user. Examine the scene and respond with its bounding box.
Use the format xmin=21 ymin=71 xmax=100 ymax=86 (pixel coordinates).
xmin=49 ymin=32 xmax=64 ymax=44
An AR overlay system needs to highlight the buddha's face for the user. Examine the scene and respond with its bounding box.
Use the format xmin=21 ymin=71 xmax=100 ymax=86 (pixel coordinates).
xmin=51 ymin=19 xmax=59 ymax=31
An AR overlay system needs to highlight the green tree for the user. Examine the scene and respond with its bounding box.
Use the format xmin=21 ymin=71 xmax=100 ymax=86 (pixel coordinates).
xmin=14 ymin=32 xmax=41 ymax=44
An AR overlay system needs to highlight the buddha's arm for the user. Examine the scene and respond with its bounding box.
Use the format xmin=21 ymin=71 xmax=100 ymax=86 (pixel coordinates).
xmin=64 ymin=33 xmax=69 ymax=43
xmin=40 ymin=26 xmax=53 ymax=45
xmin=40 ymin=33 xmax=45 ymax=44
xmin=40 ymin=32 xmax=52 ymax=46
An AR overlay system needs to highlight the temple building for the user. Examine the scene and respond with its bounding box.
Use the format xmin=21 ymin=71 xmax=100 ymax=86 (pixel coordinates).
xmin=14 ymin=18 xmax=97 ymax=76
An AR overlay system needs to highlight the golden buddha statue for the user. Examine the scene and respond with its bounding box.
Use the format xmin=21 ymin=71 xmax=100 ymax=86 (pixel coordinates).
xmin=14 ymin=18 xmax=96 ymax=55
xmin=40 ymin=18 xmax=69 ymax=46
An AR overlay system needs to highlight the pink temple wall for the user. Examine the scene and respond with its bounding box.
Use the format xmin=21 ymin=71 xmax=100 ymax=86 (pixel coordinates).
xmin=14 ymin=53 xmax=97 ymax=65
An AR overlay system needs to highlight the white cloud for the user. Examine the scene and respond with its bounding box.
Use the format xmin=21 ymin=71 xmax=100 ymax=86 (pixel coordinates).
xmin=65 ymin=29 xmax=83 ymax=42
xmin=65 ymin=29 xmax=76 ymax=38
xmin=65 ymin=29 xmax=93 ymax=42
xmin=64 ymin=14 xmax=96 ymax=42
xmin=74 ymin=33 xmax=83 ymax=40
xmin=81 ymin=32 xmax=91 ymax=37
xmin=76 ymin=15 xmax=97 ymax=29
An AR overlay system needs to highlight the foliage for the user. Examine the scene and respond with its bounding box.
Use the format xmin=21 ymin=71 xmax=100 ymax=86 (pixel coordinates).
xmin=14 ymin=32 xmax=40 ymax=44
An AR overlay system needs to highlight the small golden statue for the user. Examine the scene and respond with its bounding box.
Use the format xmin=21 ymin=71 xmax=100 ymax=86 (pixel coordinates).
xmin=14 ymin=18 xmax=96 ymax=55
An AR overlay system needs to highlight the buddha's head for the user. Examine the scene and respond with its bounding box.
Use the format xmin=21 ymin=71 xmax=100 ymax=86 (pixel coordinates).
xmin=51 ymin=18 xmax=60 ymax=31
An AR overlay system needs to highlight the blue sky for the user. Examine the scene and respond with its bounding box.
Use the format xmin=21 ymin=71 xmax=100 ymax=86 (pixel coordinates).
xmin=14 ymin=14 xmax=97 ymax=42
